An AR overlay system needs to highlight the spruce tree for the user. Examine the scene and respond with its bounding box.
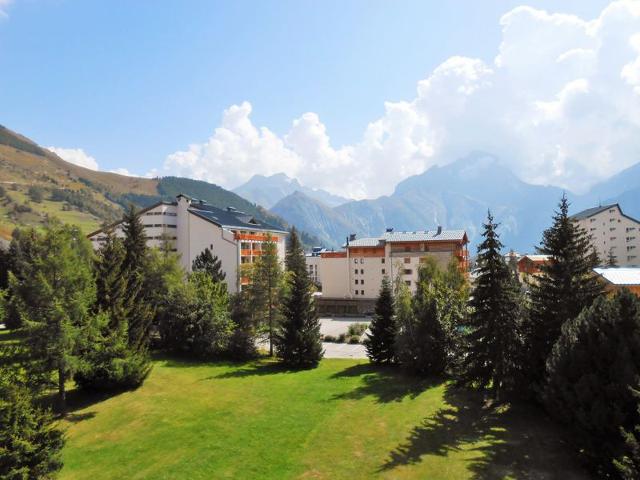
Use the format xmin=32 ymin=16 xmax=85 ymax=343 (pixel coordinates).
xmin=275 ymin=228 xmax=323 ymax=367
xmin=459 ymin=211 xmax=523 ymax=399
xmin=8 ymin=222 xmax=95 ymax=410
xmin=121 ymin=205 xmax=154 ymax=351
xmin=544 ymin=290 xmax=640 ymax=476
xmin=616 ymin=389 xmax=640 ymax=480
xmin=607 ymin=247 xmax=618 ymax=268
xmin=247 ymin=235 xmax=283 ymax=356
xmin=364 ymin=277 xmax=397 ymax=364
xmin=227 ymin=292 xmax=258 ymax=360
xmin=522 ymin=194 xmax=603 ymax=391
xmin=192 ymin=247 xmax=226 ymax=283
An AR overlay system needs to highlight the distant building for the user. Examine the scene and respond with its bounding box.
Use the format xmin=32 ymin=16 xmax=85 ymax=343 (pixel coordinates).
xmin=316 ymin=228 xmax=469 ymax=315
xmin=305 ymin=247 xmax=327 ymax=285
xmin=594 ymin=267 xmax=640 ymax=296
xmin=571 ymin=204 xmax=640 ymax=267
xmin=87 ymin=194 xmax=287 ymax=293
xmin=517 ymin=254 xmax=551 ymax=281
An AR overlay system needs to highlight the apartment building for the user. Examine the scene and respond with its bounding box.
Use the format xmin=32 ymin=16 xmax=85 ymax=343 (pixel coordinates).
xmin=88 ymin=194 xmax=287 ymax=293
xmin=316 ymin=228 xmax=468 ymax=314
xmin=571 ymin=204 xmax=640 ymax=267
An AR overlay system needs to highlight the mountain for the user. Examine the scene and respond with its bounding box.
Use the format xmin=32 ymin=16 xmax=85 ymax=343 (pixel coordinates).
xmin=0 ymin=125 xmax=322 ymax=246
xmin=233 ymin=173 xmax=349 ymax=208
xmin=581 ymin=162 xmax=640 ymax=220
xmin=271 ymin=191 xmax=356 ymax=248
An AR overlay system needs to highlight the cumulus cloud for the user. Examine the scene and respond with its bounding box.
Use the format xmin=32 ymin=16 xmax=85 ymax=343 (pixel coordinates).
xmin=46 ymin=147 xmax=99 ymax=171
xmin=163 ymin=0 xmax=640 ymax=199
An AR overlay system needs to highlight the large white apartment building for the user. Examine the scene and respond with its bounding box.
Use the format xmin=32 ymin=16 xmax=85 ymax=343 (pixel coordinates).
xmin=88 ymin=194 xmax=288 ymax=293
xmin=571 ymin=204 xmax=640 ymax=267
xmin=314 ymin=229 xmax=469 ymax=314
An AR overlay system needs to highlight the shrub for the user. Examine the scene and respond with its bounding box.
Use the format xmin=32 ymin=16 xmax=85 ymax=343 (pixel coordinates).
xmin=0 ymin=185 xmax=5 ymax=197
xmin=28 ymin=186 xmax=44 ymax=203
xmin=336 ymin=333 xmax=347 ymax=343
xmin=348 ymin=335 xmax=361 ymax=344
xmin=323 ymin=334 xmax=336 ymax=343
xmin=13 ymin=203 xmax=32 ymax=213
xmin=348 ymin=322 xmax=368 ymax=337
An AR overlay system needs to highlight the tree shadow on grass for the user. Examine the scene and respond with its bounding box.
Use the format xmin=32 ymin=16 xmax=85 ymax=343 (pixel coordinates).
xmin=379 ymin=385 xmax=588 ymax=479
xmin=330 ymin=363 xmax=440 ymax=404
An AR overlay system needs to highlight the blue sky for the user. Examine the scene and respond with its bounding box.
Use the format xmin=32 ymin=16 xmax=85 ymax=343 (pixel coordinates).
xmin=0 ymin=0 xmax=634 ymax=198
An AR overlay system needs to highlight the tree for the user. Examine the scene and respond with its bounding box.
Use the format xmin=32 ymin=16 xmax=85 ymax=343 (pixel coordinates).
xmin=458 ymin=212 xmax=523 ymax=400
xmin=28 ymin=185 xmax=43 ymax=203
xmin=544 ymin=290 xmax=640 ymax=476
xmin=192 ymin=247 xmax=226 ymax=283
xmin=0 ymin=368 xmax=64 ymax=479
xmin=364 ymin=277 xmax=397 ymax=364
xmin=616 ymin=389 xmax=640 ymax=480
xmin=227 ymin=293 xmax=258 ymax=360
xmin=247 ymin=235 xmax=283 ymax=356
xmin=607 ymin=247 xmax=619 ymax=268
xmin=396 ymin=260 xmax=466 ymax=376
xmin=522 ymin=194 xmax=603 ymax=391
xmin=121 ymin=205 xmax=154 ymax=351
xmin=159 ymin=271 xmax=234 ymax=359
xmin=8 ymin=222 xmax=95 ymax=410
xmin=5 ymin=228 xmax=42 ymax=330
xmin=74 ymin=232 xmax=151 ymax=391
xmin=275 ymin=228 xmax=323 ymax=367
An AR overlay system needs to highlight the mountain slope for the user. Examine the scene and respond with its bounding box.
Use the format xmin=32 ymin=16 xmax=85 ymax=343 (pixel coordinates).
xmin=233 ymin=173 xmax=349 ymax=208
xmin=582 ymin=162 xmax=640 ymax=220
xmin=271 ymin=191 xmax=357 ymax=248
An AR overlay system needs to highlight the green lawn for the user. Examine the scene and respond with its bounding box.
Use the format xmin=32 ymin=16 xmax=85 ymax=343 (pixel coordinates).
xmin=58 ymin=357 xmax=588 ymax=480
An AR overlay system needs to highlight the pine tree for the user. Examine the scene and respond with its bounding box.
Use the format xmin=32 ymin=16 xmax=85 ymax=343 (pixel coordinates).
xmin=522 ymin=194 xmax=603 ymax=391
xmin=544 ymin=290 xmax=640 ymax=476
xmin=192 ymin=247 xmax=226 ymax=283
xmin=227 ymin=292 xmax=258 ymax=360
xmin=607 ymin=247 xmax=618 ymax=268
xmin=9 ymin=222 xmax=95 ymax=411
xmin=275 ymin=228 xmax=323 ymax=367
xmin=364 ymin=278 xmax=397 ymax=364
xmin=459 ymin=211 xmax=523 ymax=399
xmin=616 ymin=389 xmax=640 ymax=480
xmin=121 ymin=205 xmax=154 ymax=351
xmin=247 ymin=235 xmax=283 ymax=356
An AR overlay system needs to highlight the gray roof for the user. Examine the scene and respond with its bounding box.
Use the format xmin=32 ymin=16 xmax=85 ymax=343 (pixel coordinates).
xmin=571 ymin=204 xmax=618 ymax=220
xmin=188 ymin=203 xmax=287 ymax=233
xmin=346 ymin=229 xmax=467 ymax=247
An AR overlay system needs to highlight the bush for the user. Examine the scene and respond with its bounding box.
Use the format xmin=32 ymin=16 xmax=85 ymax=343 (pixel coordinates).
xmin=348 ymin=335 xmax=361 ymax=344
xmin=323 ymin=334 xmax=336 ymax=343
xmin=336 ymin=333 xmax=347 ymax=343
xmin=75 ymin=351 xmax=151 ymax=392
xmin=348 ymin=323 xmax=368 ymax=337
xmin=0 ymin=185 xmax=5 ymax=197
xmin=28 ymin=186 xmax=44 ymax=203
xmin=544 ymin=290 xmax=640 ymax=475
xmin=13 ymin=203 xmax=32 ymax=213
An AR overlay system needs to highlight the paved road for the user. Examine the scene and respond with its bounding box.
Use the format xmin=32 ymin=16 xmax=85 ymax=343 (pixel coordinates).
xmin=320 ymin=316 xmax=370 ymax=359
xmin=322 ymin=342 xmax=367 ymax=359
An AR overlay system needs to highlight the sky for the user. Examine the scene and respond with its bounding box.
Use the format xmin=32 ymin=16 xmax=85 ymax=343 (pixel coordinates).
xmin=1 ymin=0 xmax=638 ymax=199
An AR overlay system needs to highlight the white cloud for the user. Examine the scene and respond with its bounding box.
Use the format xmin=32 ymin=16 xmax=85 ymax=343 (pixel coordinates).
xmin=163 ymin=0 xmax=640 ymax=199
xmin=46 ymin=147 xmax=99 ymax=171
xmin=0 ymin=0 xmax=13 ymax=19
xmin=109 ymin=168 xmax=134 ymax=177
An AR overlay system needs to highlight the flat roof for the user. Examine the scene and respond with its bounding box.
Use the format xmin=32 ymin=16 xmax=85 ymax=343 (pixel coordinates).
xmin=594 ymin=267 xmax=640 ymax=286
xmin=188 ymin=203 xmax=288 ymax=233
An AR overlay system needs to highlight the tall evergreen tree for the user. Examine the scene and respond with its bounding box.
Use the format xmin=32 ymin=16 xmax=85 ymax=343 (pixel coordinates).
xmin=459 ymin=212 xmax=523 ymax=399
xmin=8 ymin=222 xmax=95 ymax=410
xmin=227 ymin=292 xmax=258 ymax=360
xmin=364 ymin=278 xmax=397 ymax=364
xmin=121 ymin=205 xmax=154 ymax=351
xmin=522 ymin=194 xmax=603 ymax=391
xmin=5 ymin=228 xmax=42 ymax=330
xmin=247 ymin=235 xmax=283 ymax=356
xmin=607 ymin=247 xmax=619 ymax=268
xmin=275 ymin=228 xmax=323 ymax=367
xmin=192 ymin=247 xmax=226 ymax=283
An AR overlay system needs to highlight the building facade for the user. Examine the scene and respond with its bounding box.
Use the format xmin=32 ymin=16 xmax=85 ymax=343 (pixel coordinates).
xmin=317 ymin=229 xmax=468 ymax=313
xmin=88 ymin=194 xmax=287 ymax=293
xmin=571 ymin=204 xmax=640 ymax=267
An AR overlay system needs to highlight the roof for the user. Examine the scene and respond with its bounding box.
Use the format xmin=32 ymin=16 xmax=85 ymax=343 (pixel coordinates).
xmin=571 ymin=204 xmax=619 ymax=220
xmin=87 ymin=200 xmax=176 ymax=238
xmin=188 ymin=203 xmax=288 ymax=233
xmin=345 ymin=229 xmax=468 ymax=247
xmin=594 ymin=267 xmax=640 ymax=286
xmin=519 ymin=254 xmax=551 ymax=262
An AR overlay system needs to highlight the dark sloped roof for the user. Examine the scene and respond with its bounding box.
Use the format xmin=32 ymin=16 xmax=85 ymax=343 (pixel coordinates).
xmin=571 ymin=204 xmax=618 ymax=220
xmin=188 ymin=203 xmax=287 ymax=233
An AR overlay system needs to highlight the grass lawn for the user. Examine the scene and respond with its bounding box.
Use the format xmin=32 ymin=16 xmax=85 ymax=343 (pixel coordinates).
xmin=57 ymin=357 xmax=589 ymax=480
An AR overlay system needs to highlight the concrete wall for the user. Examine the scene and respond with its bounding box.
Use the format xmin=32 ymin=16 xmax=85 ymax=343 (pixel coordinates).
xmin=575 ymin=206 xmax=640 ymax=267
xmin=319 ymin=256 xmax=350 ymax=298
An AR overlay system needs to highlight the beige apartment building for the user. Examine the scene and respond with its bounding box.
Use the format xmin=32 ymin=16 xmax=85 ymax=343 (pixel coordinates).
xmin=315 ymin=229 xmax=469 ymax=314
xmin=571 ymin=204 xmax=640 ymax=267
xmin=88 ymin=194 xmax=287 ymax=293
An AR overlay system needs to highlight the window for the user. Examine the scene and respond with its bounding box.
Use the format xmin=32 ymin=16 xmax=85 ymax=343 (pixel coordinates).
xmin=628 ymin=246 xmax=637 ymax=251
xmin=361 ymin=279 xmax=364 ymax=285
xmin=628 ymin=237 xmax=637 ymax=242
xmin=403 ymin=269 xmax=412 ymax=275
xmin=210 ymin=244 xmax=213 ymax=250
xmin=354 ymin=258 xmax=359 ymax=264
xmin=382 ymin=269 xmax=386 ymax=275
xmin=355 ymin=290 xmax=359 ymax=295
xmin=355 ymin=279 xmax=359 ymax=285
xmin=611 ymin=237 xmax=617 ymax=241
xmin=381 ymin=258 xmax=385 ymax=264
xmin=404 ymin=280 xmax=411 ymax=286
xmin=361 ymin=258 xmax=365 ymax=264
xmin=361 ymin=290 xmax=364 ymax=295
xmin=590 ymin=218 xmax=596 ymax=222
xmin=627 ymin=227 xmax=636 ymax=232
xmin=610 ymin=228 xmax=617 ymax=232
xmin=404 ymin=257 xmax=410 ymax=264
xmin=360 ymin=269 xmax=364 ymax=274
xmin=354 ymin=269 xmax=358 ymax=275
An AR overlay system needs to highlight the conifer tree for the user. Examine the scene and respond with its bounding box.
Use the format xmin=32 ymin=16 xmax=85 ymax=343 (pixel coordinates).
xmin=192 ymin=247 xmax=226 ymax=283
xmin=9 ymin=222 xmax=95 ymax=410
xmin=247 ymin=235 xmax=283 ymax=356
xmin=615 ymin=389 xmax=640 ymax=480
xmin=522 ymin=194 xmax=603 ymax=390
xmin=275 ymin=228 xmax=323 ymax=367
xmin=459 ymin=211 xmax=523 ymax=399
xmin=121 ymin=205 xmax=154 ymax=351
xmin=227 ymin=292 xmax=258 ymax=360
xmin=607 ymin=247 xmax=618 ymax=268
xmin=364 ymin=278 xmax=397 ymax=364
